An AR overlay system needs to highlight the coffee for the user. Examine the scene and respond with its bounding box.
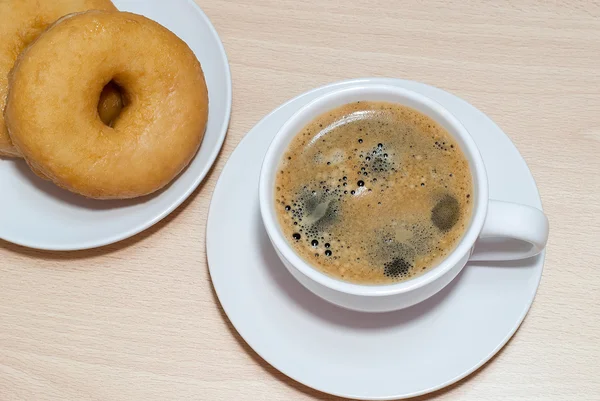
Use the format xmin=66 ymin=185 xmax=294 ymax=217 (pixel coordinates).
xmin=274 ymin=101 xmax=473 ymax=284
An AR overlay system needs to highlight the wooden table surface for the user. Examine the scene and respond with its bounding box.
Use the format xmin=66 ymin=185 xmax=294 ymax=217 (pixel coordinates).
xmin=1 ymin=0 xmax=599 ymax=400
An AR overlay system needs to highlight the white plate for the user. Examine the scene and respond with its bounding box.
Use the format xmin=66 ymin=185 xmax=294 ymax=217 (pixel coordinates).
xmin=0 ymin=0 xmax=231 ymax=251
xmin=207 ymin=78 xmax=545 ymax=400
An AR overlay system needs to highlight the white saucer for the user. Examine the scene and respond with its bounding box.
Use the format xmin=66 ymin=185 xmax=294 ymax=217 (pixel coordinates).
xmin=0 ymin=0 xmax=231 ymax=251
xmin=207 ymin=78 xmax=545 ymax=400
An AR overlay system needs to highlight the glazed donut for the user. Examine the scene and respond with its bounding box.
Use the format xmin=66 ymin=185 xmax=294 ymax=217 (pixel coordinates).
xmin=28 ymin=83 xmax=124 ymax=182
xmin=0 ymin=0 xmax=117 ymax=157
xmin=5 ymin=11 xmax=209 ymax=199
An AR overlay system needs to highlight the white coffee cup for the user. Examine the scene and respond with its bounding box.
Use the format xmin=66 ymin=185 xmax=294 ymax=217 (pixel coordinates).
xmin=259 ymin=84 xmax=549 ymax=313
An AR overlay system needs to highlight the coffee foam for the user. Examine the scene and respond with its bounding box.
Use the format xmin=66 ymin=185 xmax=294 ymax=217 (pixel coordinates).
xmin=275 ymin=101 xmax=473 ymax=285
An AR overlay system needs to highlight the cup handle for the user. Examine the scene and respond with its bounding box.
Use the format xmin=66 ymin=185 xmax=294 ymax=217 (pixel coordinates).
xmin=469 ymin=200 xmax=549 ymax=262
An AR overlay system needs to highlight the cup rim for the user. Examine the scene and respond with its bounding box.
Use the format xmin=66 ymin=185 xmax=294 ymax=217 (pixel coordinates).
xmin=259 ymin=83 xmax=488 ymax=297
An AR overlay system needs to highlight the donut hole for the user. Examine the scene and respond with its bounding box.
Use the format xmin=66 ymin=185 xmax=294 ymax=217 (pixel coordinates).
xmin=97 ymin=81 xmax=126 ymax=127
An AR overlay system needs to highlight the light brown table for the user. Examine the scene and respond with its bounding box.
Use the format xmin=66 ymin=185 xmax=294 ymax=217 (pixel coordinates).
xmin=1 ymin=1 xmax=599 ymax=400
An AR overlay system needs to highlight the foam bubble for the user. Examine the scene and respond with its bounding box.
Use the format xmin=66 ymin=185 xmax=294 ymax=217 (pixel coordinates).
xmin=431 ymin=195 xmax=460 ymax=231
xmin=384 ymin=257 xmax=412 ymax=278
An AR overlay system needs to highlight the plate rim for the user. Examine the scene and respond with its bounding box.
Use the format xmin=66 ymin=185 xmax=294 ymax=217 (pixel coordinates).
xmin=206 ymin=77 xmax=544 ymax=400
xmin=0 ymin=0 xmax=232 ymax=251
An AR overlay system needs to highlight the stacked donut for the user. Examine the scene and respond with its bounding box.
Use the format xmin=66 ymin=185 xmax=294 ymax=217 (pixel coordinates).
xmin=1 ymin=1 xmax=209 ymax=199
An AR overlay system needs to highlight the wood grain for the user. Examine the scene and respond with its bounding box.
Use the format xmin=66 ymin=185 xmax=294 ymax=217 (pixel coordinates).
xmin=1 ymin=0 xmax=599 ymax=399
